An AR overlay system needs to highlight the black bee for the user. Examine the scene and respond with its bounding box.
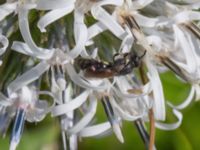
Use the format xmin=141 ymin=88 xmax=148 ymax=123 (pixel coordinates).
xmin=76 ymin=51 xmax=146 ymax=78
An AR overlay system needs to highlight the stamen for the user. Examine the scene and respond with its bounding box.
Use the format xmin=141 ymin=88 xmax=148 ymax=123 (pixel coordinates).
xmin=183 ymin=22 xmax=200 ymax=39
xmin=10 ymin=109 xmax=26 ymax=150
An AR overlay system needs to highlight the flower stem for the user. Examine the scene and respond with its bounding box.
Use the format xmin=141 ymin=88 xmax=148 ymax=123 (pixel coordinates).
xmin=148 ymin=108 xmax=155 ymax=150
xmin=139 ymin=62 xmax=156 ymax=150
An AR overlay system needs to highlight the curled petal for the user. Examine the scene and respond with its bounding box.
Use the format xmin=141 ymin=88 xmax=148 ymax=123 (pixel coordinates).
xmin=37 ymin=4 xmax=74 ymax=32
xmin=18 ymin=7 xmax=55 ymax=59
xmin=79 ymin=122 xmax=111 ymax=137
xmin=168 ymin=86 xmax=195 ymax=110
xmin=173 ymin=25 xmax=197 ymax=73
xmin=155 ymin=109 xmax=183 ymax=130
xmin=26 ymin=100 xmax=49 ymax=122
xmin=51 ymin=90 xmax=90 ymax=117
xmin=68 ymin=95 xmax=97 ymax=134
xmin=11 ymin=42 xmax=53 ymax=60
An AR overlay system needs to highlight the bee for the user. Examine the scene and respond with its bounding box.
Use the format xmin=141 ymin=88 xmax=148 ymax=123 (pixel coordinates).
xmin=76 ymin=51 xmax=146 ymax=78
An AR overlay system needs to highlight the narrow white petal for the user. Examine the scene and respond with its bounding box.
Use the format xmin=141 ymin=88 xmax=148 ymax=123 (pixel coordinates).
xmin=156 ymin=109 xmax=182 ymax=130
xmin=119 ymin=32 xmax=133 ymax=53
xmin=63 ymin=84 xmax=72 ymax=103
xmin=146 ymin=58 xmax=166 ymax=121
xmin=56 ymin=78 xmax=67 ymax=91
xmin=91 ymin=48 xmax=98 ymax=59
xmin=194 ymin=84 xmax=200 ymax=100
xmin=112 ymin=123 xmax=124 ymax=143
xmin=168 ymin=86 xmax=195 ymax=110
xmin=174 ymin=11 xmax=200 ymax=24
xmin=134 ymin=13 xmax=159 ymax=28
xmin=51 ymin=90 xmax=90 ymax=117
xmin=190 ymin=2 xmax=200 ymax=9
xmin=173 ymin=25 xmax=197 ymax=73
xmin=79 ymin=122 xmax=111 ymax=137
xmin=9 ymin=141 xmax=18 ymax=150
xmin=7 ymin=61 xmax=50 ymax=94
xmin=37 ymin=5 xmax=74 ymax=32
xmin=132 ymin=0 xmax=154 ymax=10
xmin=20 ymin=86 xmax=32 ymax=104
xmin=0 ymin=2 xmax=17 ymax=21
xmin=11 ymin=41 xmax=34 ymax=55
xmin=0 ymin=34 xmax=9 ymax=55
xmin=88 ymin=22 xmax=107 ymax=40
xmin=36 ymin=0 xmax=75 ymax=10
xmin=18 ymin=7 xmax=55 ymax=58
xmin=69 ymin=134 xmax=78 ymax=150
xmin=91 ymin=6 xmax=125 ymax=40
xmin=11 ymin=41 xmax=53 ymax=60
xmin=67 ymin=11 xmax=87 ymax=59
xmin=68 ymin=95 xmax=97 ymax=134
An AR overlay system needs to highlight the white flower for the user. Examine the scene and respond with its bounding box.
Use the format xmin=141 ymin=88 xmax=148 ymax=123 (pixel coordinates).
xmin=0 ymin=86 xmax=51 ymax=150
xmin=1 ymin=0 xmax=200 ymax=149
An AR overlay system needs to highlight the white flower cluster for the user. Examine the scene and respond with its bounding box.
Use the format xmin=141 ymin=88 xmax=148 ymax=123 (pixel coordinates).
xmin=0 ymin=0 xmax=200 ymax=150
